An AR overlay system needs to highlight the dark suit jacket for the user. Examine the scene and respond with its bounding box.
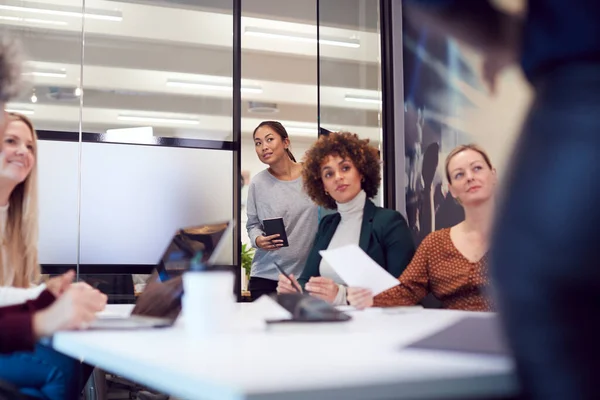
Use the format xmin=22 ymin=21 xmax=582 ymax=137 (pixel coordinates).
xmin=298 ymin=199 xmax=415 ymax=288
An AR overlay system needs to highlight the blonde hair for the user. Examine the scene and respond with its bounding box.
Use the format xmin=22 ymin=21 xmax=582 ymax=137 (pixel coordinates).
xmin=0 ymin=113 xmax=40 ymax=287
xmin=444 ymin=143 xmax=493 ymax=183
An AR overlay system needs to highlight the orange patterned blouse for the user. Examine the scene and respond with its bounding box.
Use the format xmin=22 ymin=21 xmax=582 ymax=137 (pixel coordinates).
xmin=374 ymin=228 xmax=493 ymax=311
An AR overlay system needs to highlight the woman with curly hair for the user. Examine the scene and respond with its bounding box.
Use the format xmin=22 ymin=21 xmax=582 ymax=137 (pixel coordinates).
xmin=277 ymin=132 xmax=415 ymax=305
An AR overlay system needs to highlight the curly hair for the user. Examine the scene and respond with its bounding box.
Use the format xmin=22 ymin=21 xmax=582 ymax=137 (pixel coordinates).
xmin=302 ymin=131 xmax=381 ymax=209
xmin=0 ymin=37 xmax=22 ymax=103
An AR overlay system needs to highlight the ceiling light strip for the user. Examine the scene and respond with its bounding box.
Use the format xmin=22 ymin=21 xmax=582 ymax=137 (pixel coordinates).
xmin=244 ymin=27 xmax=360 ymax=49
xmin=344 ymin=95 xmax=381 ymax=104
xmin=22 ymin=69 xmax=67 ymax=78
xmin=117 ymin=115 xmax=199 ymax=125
xmin=166 ymin=80 xmax=263 ymax=94
xmin=0 ymin=15 xmax=68 ymax=25
xmin=0 ymin=2 xmax=122 ymax=22
xmin=5 ymin=108 xmax=35 ymax=115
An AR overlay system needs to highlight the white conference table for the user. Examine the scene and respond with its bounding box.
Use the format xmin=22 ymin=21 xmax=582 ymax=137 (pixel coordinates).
xmin=52 ymin=304 xmax=518 ymax=400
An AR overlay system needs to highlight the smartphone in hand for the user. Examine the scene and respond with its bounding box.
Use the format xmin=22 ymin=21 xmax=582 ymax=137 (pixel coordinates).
xmin=263 ymin=218 xmax=289 ymax=247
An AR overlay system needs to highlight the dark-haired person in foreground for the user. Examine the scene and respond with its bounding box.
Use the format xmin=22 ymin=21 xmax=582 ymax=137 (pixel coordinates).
xmin=404 ymin=1 xmax=600 ymax=399
xmin=277 ymin=132 xmax=415 ymax=305
xmin=0 ymin=37 xmax=21 ymax=134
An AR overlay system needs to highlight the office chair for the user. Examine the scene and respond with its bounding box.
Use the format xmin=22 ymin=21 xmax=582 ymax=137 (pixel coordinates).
xmin=84 ymin=368 xmax=170 ymax=399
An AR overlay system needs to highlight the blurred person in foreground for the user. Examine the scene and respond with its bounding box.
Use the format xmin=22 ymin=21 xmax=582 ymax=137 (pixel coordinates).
xmin=404 ymin=1 xmax=600 ymax=399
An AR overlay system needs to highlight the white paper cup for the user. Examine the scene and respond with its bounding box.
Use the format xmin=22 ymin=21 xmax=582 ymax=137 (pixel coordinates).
xmin=182 ymin=271 xmax=236 ymax=335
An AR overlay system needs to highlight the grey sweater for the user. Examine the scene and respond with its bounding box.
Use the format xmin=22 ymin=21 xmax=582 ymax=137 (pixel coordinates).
xmin=246 ymin=170 xmax=318 ymax=281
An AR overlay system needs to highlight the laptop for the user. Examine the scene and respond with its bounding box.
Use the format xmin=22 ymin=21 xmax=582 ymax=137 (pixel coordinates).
xmin=90 ymin=220 xmax=234 ymax=330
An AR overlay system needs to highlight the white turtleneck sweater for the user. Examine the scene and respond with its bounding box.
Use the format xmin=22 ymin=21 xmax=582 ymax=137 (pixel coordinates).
xmin=0 ymin=203 xmax=46 ymax=307
xmin=319 ymin=189 xmax=366 ymax=305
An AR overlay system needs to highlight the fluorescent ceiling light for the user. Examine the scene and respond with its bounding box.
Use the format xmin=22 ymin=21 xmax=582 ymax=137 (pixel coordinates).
xmin=23 ymin=18 xmax=68 ymax=26
xmin=0 ymin=15 xmax=67 ymax=26
xmin=244 ymin=26 xmax=360 ymax=48
xmin=5 ymin=108 xmax=34 ymax=115
xmin=0 ymin=1 xmax=123 ymax=22
xmin=167 ymin=79 xmax=263 ymax=94
xmin=117 ymin=114 xmax=199 ymax=125
xmin=105 ymin=126 xmax=155 ymax=144
xmin=22 ymin=68 xmax=67 ymax=78
xmin=344 ymin=95 xmax=381 ymax=104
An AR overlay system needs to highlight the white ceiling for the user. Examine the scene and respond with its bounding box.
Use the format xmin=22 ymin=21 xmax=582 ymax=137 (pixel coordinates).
xmin=3 ymin=0 xmax=383 ymax=143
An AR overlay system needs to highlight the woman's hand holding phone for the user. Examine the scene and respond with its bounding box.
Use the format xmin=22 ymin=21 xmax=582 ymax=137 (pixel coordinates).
xmin=256 ymin=234 xmax=284 ymax=251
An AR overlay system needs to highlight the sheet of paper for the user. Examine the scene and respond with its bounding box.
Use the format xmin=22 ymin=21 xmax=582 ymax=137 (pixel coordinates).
xmin=250 ymin=295 xmax=293 ymax=321
xmin=96 ymin=304 xmax=135 ymax=318
xmin=319 ymin=244 xmax=400 ymax=295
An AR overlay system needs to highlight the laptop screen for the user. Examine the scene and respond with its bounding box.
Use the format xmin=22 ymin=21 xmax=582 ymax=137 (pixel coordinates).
xmin=131 ymin=220 xmax=235 ymax=319
xmin=156 ymin=221 xmax=232 ymax=282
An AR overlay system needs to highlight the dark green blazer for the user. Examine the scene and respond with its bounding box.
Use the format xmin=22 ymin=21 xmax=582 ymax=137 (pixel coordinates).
xmin=298 ymin=199 xmax=415 ymax=288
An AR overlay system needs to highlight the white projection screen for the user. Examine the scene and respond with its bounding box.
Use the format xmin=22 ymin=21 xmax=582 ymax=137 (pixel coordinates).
xmin=36 ymin=140 xmax=234 ymax=267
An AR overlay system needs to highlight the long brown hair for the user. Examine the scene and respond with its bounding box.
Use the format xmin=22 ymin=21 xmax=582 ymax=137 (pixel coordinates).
xmin=0 ymin=113 xmax=40 ymax=287
xmin=252 ymin=121 xmax=296 ymax=162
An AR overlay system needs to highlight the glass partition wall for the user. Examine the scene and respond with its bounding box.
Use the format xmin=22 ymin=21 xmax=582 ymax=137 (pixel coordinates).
xmin=5 ymin=0 xmax=236 ymax=302
xmin=3 ymin=0 xmax=387 ymax=301
xmin=318 ymin=0 xmax=383 ymax=205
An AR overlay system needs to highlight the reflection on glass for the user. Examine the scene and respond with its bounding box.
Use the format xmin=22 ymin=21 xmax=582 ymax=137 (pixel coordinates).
xmin=2 ymin=0 xmax=84 ymax=136
xmin=318 ymin=0 xmax=383 ymax=205
xmin=240 ymin=0 xmax=320 ymax=248
xmin=78 ymin=1 xmax=234 ymax=142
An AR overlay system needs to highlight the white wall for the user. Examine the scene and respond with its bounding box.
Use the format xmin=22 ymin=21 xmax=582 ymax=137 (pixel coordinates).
xmin=37 ymin=141 xmax=80 ymax=264
xmin=79 ymin=143 xmax=233 ymax=264
xmin=37 ymin=140 xmax=234 ymax=266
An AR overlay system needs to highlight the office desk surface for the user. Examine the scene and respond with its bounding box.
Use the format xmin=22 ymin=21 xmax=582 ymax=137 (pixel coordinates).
xmin=53 ymin=306 xmax=517 ymax=400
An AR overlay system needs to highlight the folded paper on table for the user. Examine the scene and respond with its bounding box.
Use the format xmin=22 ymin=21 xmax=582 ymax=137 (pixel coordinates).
xmin=250 ymin=295 xmax=293 ymax=321
xmin=319 ymin=244 xmax=400 ymax=295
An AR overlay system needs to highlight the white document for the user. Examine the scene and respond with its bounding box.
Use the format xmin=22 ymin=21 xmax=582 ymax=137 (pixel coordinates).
xmin=250 ymin=295 xmax=293 ymax=321
xmin=319 ymin=244 xmax=400 ymax=295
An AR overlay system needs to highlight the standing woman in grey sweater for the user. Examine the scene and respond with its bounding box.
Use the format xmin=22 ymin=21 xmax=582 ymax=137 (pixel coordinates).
xmin=246 ymin=121 xmax=318 ymax=301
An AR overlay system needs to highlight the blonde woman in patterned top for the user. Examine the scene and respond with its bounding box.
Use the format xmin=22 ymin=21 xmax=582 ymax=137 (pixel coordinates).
xmin=348 ymin=144 xmax=497 ymax=311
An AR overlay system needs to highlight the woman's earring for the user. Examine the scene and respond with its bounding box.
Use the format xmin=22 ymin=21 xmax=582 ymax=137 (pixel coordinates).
xmin=325 ymin=190 xmax=329 ymax=196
